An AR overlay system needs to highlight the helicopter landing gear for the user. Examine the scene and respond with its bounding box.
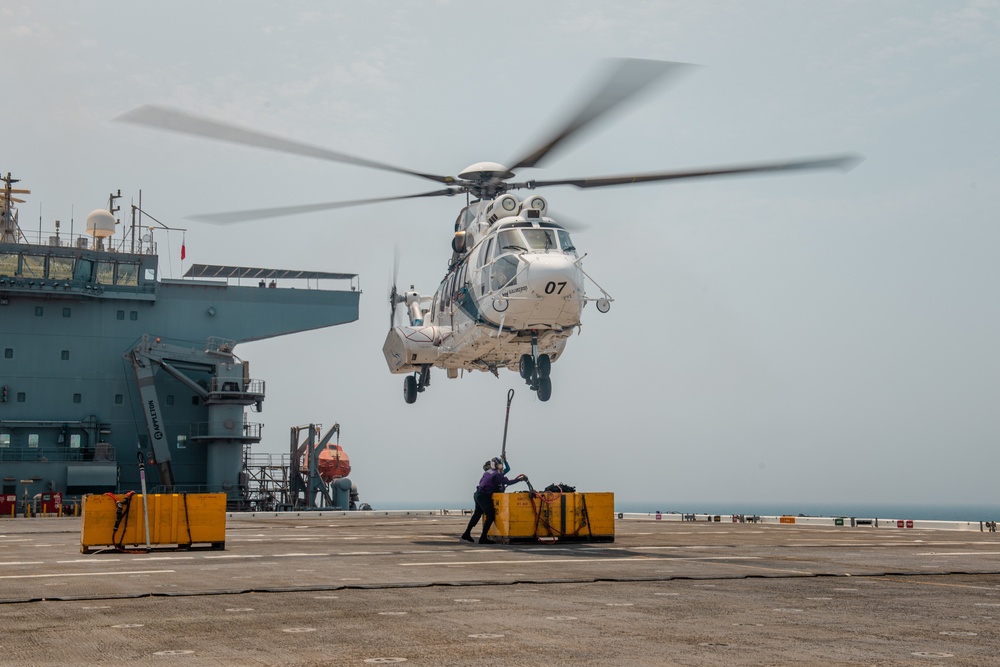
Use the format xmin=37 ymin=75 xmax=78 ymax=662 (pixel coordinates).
xmin=536 ymin=376 xmax=552 ymax=402
xmin=520 ymin=336 xmax=553 ymax=402
xmin=403 ymin=375 xmax=417 ymax=404
xmin=519 ymin=354 xmax=534 ymax=380
xmin=403 ymin=365 xmax=431 ymax=404
xmin=536 ymin=354 xmax=551 ymax=379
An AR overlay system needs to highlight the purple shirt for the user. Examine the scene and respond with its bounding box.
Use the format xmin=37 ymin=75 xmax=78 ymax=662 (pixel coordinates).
xmin=476 ymin=470 xmax=519 ymax=494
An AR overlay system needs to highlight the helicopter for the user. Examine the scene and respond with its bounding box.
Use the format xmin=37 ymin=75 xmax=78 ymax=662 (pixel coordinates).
xmin=118 ymin=58 xmax=860 ymax=404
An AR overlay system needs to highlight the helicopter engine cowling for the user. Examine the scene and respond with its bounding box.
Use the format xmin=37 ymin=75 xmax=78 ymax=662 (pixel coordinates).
xmin=518 ymin=195 xmax=547 ymax=215
xmin=483 ymin=194 xmax=520 ymax=225
xmin=382 ymin=325 xmax=450 ymax=373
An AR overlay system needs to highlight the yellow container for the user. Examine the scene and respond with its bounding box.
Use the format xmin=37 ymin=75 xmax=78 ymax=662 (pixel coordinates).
xmin=80 ymin=493 xmax=227 ymax=553
xmin=490 ymin=491 xmax=615 ymax=543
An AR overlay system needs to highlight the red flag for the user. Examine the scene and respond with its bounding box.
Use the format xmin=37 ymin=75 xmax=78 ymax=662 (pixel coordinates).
xmin=181 ymin=232 xmax=187 ymax=260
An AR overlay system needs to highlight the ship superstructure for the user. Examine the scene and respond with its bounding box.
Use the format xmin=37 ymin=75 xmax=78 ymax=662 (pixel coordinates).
xmin=0 ymin=173 xmax=360 ymax=506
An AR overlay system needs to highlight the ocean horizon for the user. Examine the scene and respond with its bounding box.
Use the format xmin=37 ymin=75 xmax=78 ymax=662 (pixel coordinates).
xmin=374 ymin=499 xmax=999 ymax=522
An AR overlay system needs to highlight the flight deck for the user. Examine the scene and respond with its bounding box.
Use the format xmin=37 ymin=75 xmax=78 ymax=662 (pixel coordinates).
xmin=2 ymin=512 xmax=999 ymax=666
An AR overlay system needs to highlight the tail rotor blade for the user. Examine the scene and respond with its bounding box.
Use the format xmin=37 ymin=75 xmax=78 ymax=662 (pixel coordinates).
xmin=389 ymin=245 xmax=401 ymax=329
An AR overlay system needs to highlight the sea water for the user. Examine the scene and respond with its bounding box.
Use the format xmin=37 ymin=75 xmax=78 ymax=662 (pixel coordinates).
xmin=380 ymin=499 xmax=999 ymax=522
xmin=611 ymin=501 xmax=999 ymax=522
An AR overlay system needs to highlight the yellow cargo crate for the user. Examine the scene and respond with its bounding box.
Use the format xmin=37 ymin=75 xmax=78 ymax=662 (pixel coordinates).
xmin=490 ymin=491 xmax=615 ymax=543
xmin=81 ymin=493 xmax=227 ymax=553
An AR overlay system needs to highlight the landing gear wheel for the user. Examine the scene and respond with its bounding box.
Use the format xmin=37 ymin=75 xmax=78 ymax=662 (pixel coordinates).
xmin=536 ymin=354 xmax=551 ymax=379
xmin=536 ymin=377 xmax=552 ymax=402
xmin=403 ymin=375 xmax=417 ymax=404
xmin=519 ymin=354 xmax=535 ymax=380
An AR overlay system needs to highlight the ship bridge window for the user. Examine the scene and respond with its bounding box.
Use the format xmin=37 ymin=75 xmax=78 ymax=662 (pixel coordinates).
xmin=0 ymin=433 xmax=9 ymax=448
xmin=144 ymin=267 xmax=156 ymax=281
xmin=0 ymin=252 xmax=18 ymax=276
xmin=117 ymin=262 xmax=139 ymax=286
xmin=69 ymin=434 xmax=81 ymax=449
xmin=96 ymin=261 xmax=115 ymax=285
xmin=49 ymin=256 xmax=74 ymax=280
xmin=28 ymin=433 xmax=39 ymax=448
xmin=74 ymin=259 xmax=94 ymax=283
xmin=21 ymin=255 xmax=44 ymax=278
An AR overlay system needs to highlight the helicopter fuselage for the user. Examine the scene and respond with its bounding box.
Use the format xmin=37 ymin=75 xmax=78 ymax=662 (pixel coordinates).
xmin=382 ymin=193 xmax=611 ymax=401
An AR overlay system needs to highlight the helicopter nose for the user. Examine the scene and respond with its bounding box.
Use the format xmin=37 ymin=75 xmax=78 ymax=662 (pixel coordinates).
xmin=523 ymin=254 xmax=581 ymax=298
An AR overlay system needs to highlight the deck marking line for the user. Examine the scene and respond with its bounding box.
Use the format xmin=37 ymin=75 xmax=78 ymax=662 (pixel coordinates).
xmin=275 ymin=553 xmax=331 ymax=557
xmin=403 ymin=557 xmax=653 ymax=567
xmin=871 ymin=577 xmax=1000 ymax=591
xmin=0 ymin=569 xmax=175 ymax=580
xmin=0 ymin=561 xmax=45 ymax=566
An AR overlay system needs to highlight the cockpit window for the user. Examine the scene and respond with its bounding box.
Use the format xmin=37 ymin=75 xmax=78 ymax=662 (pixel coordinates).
xmin=497 ymin=230 xmax=528 ymax=254
xmin=557 ymin=230 xmax=577 ymax=256
xmin=522 ymin=228 xmax=557 ymax=251
xmin=495 ymin=226 xmax=576 ymax=254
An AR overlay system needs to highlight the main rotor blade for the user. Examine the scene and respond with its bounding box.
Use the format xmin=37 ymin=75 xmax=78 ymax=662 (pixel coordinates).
xmin=522 ymin=155 xmax=863 ymax=190
xmin=508 ymin=58 xmax=692 ymax=171
xmin=117 ymin=105 xmax=456 ymax=185
xmin=189 ymin=188 xmax=460 ymax=224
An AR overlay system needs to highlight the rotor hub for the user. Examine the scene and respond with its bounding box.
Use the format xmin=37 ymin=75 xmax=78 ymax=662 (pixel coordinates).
xmin=458 ymin=162 xmax=515 ymax=182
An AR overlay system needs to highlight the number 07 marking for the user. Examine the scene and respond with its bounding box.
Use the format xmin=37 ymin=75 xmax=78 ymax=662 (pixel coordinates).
xmin=544 ymin=281 xmax=567 ymax=295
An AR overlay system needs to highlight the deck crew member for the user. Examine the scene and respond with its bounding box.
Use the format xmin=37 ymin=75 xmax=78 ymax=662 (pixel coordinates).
xmin=461 ymin=457 xmax=525 ymax=544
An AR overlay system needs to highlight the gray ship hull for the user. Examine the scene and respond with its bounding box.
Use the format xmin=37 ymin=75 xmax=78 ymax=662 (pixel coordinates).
xmin=1 ymin=228 xmax=359 ymax=506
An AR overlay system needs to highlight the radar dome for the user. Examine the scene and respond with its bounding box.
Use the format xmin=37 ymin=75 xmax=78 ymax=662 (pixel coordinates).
xmin=85 ymin=209 xmax=116 ymax=238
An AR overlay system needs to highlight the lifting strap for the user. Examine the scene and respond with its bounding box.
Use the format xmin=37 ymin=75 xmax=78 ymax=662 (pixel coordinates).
xmin=104 ymin=491 xmax=135 ymax=550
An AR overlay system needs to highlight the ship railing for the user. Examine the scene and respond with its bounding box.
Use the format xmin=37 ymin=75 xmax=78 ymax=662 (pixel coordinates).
xmin=205 ymin=337 xmax=237 ymax=355
xmin=0 ymin=446 xmax=116 ymax=463
xmin=5 ymin=228 xmax=158 ymax=256
xmin=189 ymin=421 xmax=263 ymax=440
xmin=244 ymin=451 xmax=292 ymax=468
xmin=209 ymin=377 xmax=265 ymax=397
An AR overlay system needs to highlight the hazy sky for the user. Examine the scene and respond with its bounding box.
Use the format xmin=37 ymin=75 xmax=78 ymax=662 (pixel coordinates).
xmin=3 ymin=1 xmax=998 ymax=510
